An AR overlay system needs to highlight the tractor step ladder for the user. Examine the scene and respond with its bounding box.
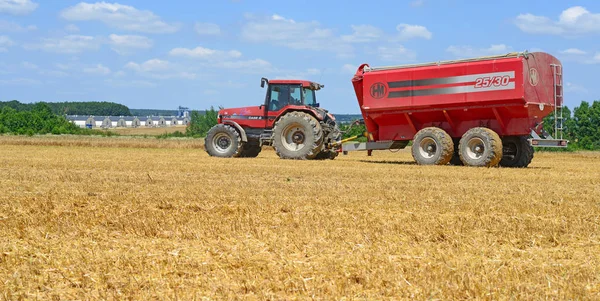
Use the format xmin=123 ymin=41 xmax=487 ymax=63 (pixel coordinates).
xmin=260 ymin=130 xmax=273 ymax=146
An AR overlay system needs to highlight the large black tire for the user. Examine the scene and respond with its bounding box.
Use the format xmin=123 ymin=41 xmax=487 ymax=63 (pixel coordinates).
xmin=314 ymin=150 xmax=338 ymax=160
xmin=204 ymin=124 xmax=243 ymax=158
xmin=239 ymin=143 xmax=262 ymax=158
xmin=273 ymin=112 xmax=324 ymax=160
xmin=411 ymin=127 xmax=454 ymax=165
xmin=449 ymin=138 xmax=463 ymax=166
xmin=499 ymin=136 xmax=534 ymax=168
xmin=458 ymin=127 xmax=503 ymax=167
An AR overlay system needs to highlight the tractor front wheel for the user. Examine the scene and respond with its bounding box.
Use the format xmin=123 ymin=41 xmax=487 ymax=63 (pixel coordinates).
xmin=273 ymin=112 xmax=324 ymax=160
xmin=204 ymin=124 xmax=243 ymax=158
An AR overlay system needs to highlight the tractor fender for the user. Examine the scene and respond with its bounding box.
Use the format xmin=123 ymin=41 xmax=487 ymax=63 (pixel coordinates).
xmin=222 ymin=120 xmax=248 ymax=142
xmin=274 ymin=108 xmax=324 ymax=126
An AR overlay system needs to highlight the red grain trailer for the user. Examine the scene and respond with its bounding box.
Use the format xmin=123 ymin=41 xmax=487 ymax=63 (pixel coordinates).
xmin=345 ymin=51 xmax=567 ymax=167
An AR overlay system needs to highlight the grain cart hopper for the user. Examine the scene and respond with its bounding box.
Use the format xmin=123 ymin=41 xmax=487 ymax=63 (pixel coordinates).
xmin=344 ymin=51 xmax=567 ymax=167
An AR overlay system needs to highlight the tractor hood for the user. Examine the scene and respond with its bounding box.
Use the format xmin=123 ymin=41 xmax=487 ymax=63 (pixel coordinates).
xmin=218 ymin=106 xmax=263 ymax=119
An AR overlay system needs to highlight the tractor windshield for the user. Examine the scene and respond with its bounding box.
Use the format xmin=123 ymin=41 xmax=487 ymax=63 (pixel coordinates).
xmin=302 ymin=88 xmax=316 ymax=106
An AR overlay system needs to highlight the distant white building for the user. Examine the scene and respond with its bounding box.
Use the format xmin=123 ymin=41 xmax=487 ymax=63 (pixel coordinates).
xmin=66 ymin=115 xmax=190 ymax=128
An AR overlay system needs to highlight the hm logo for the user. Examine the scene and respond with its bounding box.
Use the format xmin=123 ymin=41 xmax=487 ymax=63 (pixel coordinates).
xmin=370 ymin=82 xmax=387 ymax=99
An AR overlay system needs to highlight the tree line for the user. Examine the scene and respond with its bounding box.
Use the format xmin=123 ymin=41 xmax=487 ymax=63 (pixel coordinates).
xmin=0 ymin=102 xmax=110 ymax=136
xmin=543 ymin=100 xmax=600 ymax=150
xmin=0 ymin=100 xmax=131 ymax=116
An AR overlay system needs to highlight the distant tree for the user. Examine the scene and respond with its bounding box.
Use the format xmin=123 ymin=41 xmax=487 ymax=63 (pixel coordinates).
xmin=186 ymin=107 xmax=220 ymax=137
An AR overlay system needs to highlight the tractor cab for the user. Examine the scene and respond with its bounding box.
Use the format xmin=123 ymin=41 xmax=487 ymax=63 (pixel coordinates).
xmin=260 ymin=78 xmax=323 ymax=112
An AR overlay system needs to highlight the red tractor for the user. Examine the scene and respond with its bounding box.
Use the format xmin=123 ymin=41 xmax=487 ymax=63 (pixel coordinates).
xmin=204 ymin=78 xmax=341 ymax=160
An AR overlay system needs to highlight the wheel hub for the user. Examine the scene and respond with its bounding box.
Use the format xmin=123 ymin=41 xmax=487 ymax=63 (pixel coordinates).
xmin=212 ymin=132 xmax=233 ymax=154
xmin=292 ymin=131 xmax=305 ymax=144
xmin=466 ymin=137 xmax=485 ymax=159
xmin=418 ymin=137 xmax=438 ymax=159
xmin=218 ymin=137 xmax=230 ymax=148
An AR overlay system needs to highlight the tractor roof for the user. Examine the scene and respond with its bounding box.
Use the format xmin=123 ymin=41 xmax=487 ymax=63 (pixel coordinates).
xmin=268 ymin=79 xmax=324 ymax=90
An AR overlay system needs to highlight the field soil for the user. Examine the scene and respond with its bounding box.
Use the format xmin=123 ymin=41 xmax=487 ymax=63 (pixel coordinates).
xmin=106 ymin=126 xmax=188 ymax=136
xmin=1 ymin=136 xmax=599 ymax=300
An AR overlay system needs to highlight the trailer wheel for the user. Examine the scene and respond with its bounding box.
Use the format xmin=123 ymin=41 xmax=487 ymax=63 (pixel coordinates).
xmin=411 ymin=127 xmax=454 ymax=165
xmin=205 ymin=124 xmax=243 ymax=158
xmin=239 ymin=142 xmax=262 ymax=158
xmin=499 ymin=136 xmax=534 ymax=168
xmin=458 ymin=127 xmax=503 ymax=167
xmin=273 ymin=112 xmax=324 ymax=160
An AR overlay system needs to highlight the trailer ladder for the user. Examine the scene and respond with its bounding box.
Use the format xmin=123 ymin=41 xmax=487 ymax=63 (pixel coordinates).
xmin=551 ymin=64 xmax=563 ymax=140
xmin=528 ymin=64 xmax=568 ymax=148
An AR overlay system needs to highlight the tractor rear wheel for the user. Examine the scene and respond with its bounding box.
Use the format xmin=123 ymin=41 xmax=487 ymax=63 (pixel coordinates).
xmin=458 ymin=127 xmax=503 ymax=167
xmin=273 ymin=112 xmax=323 ymax=160
xmin=239 ymin=143 xmax=262 ymax=158
xmin=204 ymin=124 xmax=243 ymax=158
xmin=411 ymin=127 xmax=454 ymax=165
xmin=499 ymin=136 xmax=534 ymax=168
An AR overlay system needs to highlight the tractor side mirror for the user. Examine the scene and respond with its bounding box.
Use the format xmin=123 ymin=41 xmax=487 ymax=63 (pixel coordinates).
xmin=261 ymin=77 xmax=268 ymax=88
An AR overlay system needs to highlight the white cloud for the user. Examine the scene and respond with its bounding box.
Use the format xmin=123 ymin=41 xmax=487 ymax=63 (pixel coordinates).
xmin=219 ymin=59 xmax=274 ymax=72
xmin=241 ymin=14 xmax=353 ymax=58
xmin=564 ymin=82 xmax=588 ymax=94
xmin=342 ymin=64 xmax=357 ymax=74
xmin=84 ymin=64 xmax=111 ymax=75
xmin=210 ymin=80 xmax=247 ymax=89
xmin=0 ymin=0 xmax=38 ymax=15
xmin=125 ymin=59 xmax=196 ymax=79
xmin=203 ymin=89 xmax=219 ymax=95
xmin=104 ymin=78 xmax=156 ymax=88
xmin=194 ymin=22 xmax=221 ymax=35
xmin=396 ymin=24 xmax=432 ymax=40
xmin=0 ymin=78 xmax=41 ymax=85
xmin=108 ymin=34 xmax=153 ymax=55
xmin=341 ymin=25 xmax=383 ymax=43
xmin=0 ymin=35 xmax=14 ymax=52
xmin=60 ymin=2 xmax=180 ymax=34
xmin=169 ymin=46 xmax=242 ymax=60
xmin=24 ymin=35 xmax=101 ymax=54
xmin=39 ymin=70 xmax=68 ymax=77
xmin=515 ymin=6 xmax=600 ymax=36
xmin=21 ymin=61 xmax=38 ymax=69
xmin=0 ymin=20 xmax=36 ymax=32
xmin=410 ymin=0 xmax=425 ymax=7
xmin=561 ymin=48 xmax=587 ymax=55
xmin=378 ymin=45 xmax=417 ymax=62
xmin=446 ymin=44 xmax=512 ymax=58
xmin=64 ymin=24 xmax=80 ymax=33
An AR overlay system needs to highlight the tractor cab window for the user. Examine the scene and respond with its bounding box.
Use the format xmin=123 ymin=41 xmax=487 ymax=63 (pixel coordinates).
xmin=289 ymin=86 xmax=302 ymax=105
xmin=302 ymin=88 xmax=316 ymax=106
xmin=268 ymin=85 xmax=290 ymax=111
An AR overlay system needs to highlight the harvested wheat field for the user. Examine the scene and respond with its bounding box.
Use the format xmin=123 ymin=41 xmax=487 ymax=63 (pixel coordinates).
xmin=106 ymin=126 xmax=188 ymax=136
xmin=1 ymin=135 xmax=599 ymax=300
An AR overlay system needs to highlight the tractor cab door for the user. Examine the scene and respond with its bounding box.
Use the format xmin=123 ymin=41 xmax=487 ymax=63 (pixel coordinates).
xmin=264 ymin=84 xmax=302 ymax=128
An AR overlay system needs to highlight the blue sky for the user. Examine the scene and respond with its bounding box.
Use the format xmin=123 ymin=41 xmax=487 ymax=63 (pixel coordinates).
xmin=0 ymin=0 xmax=599 ymax=114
